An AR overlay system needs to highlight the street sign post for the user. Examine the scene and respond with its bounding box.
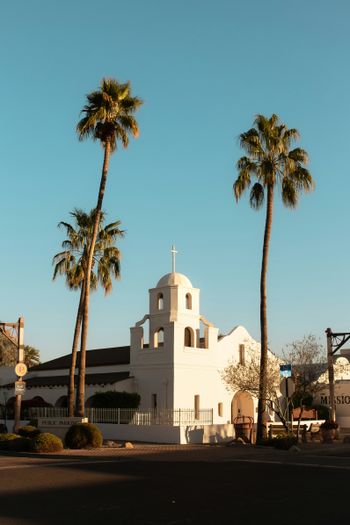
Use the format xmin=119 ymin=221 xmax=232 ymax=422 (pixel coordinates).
xmin=280 ymin=377 xmax=296 ymax=433
xmin=280 ymin=377 xmax=295 ymax=398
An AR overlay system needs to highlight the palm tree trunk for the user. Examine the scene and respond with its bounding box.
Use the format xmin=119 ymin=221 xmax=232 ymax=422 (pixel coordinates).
xmin=256 ymin=184 xmax=274 ymax=443
xmin=76 ymin=142 xmax=111 ymax=417
xmin=67 ymin=282 xmax=84 ymax=416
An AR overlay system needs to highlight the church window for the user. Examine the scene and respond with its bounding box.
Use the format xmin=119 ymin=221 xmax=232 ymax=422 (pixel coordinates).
xmin=152 ymin=393 xmax=158 ymax=410
xmin=184 ymin=327 xmax=194 ymax=347
xmin=218 ymin=402 xmax=223 ymax=417
xmin=239 ymin=344 xmax=245 ymax=365
xmin=185 ymin=293 xmax=192 ymax=309
xmin=154 ymin=328 xmax=164 ymax=348
xmin=157 ymin=293 xmax=164 ymax=310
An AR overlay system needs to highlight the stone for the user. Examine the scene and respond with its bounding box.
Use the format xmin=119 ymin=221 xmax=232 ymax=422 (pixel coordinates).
xmin=105 ymin=440 xmax=117 ymax=448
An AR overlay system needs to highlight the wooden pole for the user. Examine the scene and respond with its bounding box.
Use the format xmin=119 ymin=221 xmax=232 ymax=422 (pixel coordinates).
xmin=326 ymin=328 xmax=336 ymax=422
xmin=13 ymin=317 xmax=24 ymax=433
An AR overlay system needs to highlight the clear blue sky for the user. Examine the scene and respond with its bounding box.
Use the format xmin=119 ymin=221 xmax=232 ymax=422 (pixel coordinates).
xmin=1 ymin=0 xmax=350 ymax=362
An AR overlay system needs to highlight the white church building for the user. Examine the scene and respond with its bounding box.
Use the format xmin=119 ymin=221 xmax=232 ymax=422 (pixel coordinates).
xmin=1 ymin=268 xmax=266 ymax=443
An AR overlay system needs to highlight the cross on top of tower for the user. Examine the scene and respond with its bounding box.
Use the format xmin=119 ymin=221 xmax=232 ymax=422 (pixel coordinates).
xmin=171 ymin=245 xmax=178 ymax=273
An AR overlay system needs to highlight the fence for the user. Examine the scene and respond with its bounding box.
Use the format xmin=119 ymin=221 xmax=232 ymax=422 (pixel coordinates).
xmin=27 ymin=407 xmax=213 ymax=426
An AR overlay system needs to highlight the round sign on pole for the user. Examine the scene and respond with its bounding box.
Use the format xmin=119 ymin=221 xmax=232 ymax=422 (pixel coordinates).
xmin=15 ymin=362 xmax=27 ymax=378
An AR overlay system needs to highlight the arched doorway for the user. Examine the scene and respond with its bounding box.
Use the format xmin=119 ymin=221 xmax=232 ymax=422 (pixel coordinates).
xmin=55 ymin=395 xmax=68 ymax=408
xmin=231 ymin=391 xmax=254 ymax=423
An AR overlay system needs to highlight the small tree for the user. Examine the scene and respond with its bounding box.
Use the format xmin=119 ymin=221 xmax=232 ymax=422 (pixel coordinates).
xmin=221 ymin=347 xmax=291 ymax=431
xmin=282 ymin=334 xmax=350 ymax=418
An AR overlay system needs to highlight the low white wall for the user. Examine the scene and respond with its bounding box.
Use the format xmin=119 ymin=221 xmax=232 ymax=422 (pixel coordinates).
xmin=95 ymin=423 xmax=234 ymax=444
xmin=95 ymin=424 xmax=182 ymax=444
xmin=180 ymin=424 xmax=235 ymax=444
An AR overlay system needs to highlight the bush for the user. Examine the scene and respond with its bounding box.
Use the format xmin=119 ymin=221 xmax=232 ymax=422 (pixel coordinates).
xmin=90 ymin=391 xmax=141 ymax=409
xmin=29 ymin=432 xmax=63 ymax=453
xmin=0 ymin=433 xmax=30 ymax=451
xmin=17 ymin=425 xmax=41 ymax=438
xmin=64 ymin=422 xmax=103 ymax=449
xmin=272 ymin=434 xmax=298 ymax=450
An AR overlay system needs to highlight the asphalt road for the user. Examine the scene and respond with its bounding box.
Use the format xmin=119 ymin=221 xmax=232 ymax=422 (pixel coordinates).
xmin=0 ymin=443 xmax=349 ymax=524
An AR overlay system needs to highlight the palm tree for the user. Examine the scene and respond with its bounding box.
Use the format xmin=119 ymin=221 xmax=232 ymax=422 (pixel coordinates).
xmin=23 ymin=346 xmax=40 ymax=368
xmin=233 ymin=114 xmax=315 ymax=443
xmin=75 ymin=78 xmax=142 ymax=417
xmin=0 ymin=338 xmax=40 ymax=368
xmin=53 ymin=208 xmax=125 ymax=416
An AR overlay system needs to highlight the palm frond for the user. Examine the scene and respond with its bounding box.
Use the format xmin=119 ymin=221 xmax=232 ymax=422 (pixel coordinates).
xmin=281 ymin=177 xmax=298 ymax=208
xmin=239 ymin=129 xmax=263 ymax=157
xmin=290 ymin=166 xmax=315 ymax=192
xmin=288 ymin=147 xmax=309 ymax=164
xmin=249 ymin=183 xmax=265 ymax=209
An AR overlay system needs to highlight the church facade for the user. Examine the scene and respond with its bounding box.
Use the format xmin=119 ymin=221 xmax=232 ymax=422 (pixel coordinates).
xmin=129 ymin=271 xmax=260 ymax=424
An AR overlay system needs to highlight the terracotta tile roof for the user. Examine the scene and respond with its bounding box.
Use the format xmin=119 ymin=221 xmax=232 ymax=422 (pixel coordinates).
xmin=30 ymin=346 xmax=131 ymax=371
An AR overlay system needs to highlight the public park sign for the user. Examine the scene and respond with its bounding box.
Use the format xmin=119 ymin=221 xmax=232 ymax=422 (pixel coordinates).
xmin=15 ymin=380 xmax=26 ymax=396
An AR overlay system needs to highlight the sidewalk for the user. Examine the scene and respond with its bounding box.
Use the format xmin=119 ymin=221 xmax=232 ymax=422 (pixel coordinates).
xmin=2 ymin=439 xmax=350 ymax=466
xmin=19 ymin=439 xmax=350 ymax=461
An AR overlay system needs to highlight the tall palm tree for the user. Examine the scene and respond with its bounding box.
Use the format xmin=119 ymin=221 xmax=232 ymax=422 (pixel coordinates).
xmin=76 ymin=78 xmax=142 ymax=416
xmin=53 ymin=208 xmax=125 ymax=416
xmin=233 ymin=114 xmax=315 ymax=443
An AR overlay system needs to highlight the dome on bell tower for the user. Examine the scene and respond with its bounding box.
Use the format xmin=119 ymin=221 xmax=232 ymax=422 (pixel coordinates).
xmin=156 ymin=272 xmax=193 ymax=288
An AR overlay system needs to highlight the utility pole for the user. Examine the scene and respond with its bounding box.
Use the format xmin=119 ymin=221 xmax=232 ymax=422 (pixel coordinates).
xmin=0 ymin=317 xmax=25 ymax=432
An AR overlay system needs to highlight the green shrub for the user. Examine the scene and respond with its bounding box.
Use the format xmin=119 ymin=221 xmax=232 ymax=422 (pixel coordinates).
xmin=17 ymin=425 xmax=41 ymax=438
xmin=64 ymin=422 xmax=103 ymax=449
xmin=272 ymin=434 xmax=298 ymax=450
xmin=0 ymin=433 xmax=30 ymax=451
xmin=90 ymin=391 xmax=141 ymax=409
xmin=29 ymin=432 xmax=63 ymax=453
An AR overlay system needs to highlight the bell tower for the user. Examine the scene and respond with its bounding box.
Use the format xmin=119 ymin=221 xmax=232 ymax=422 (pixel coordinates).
xmin=129 ymin=247 xmax=218 ymax=410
